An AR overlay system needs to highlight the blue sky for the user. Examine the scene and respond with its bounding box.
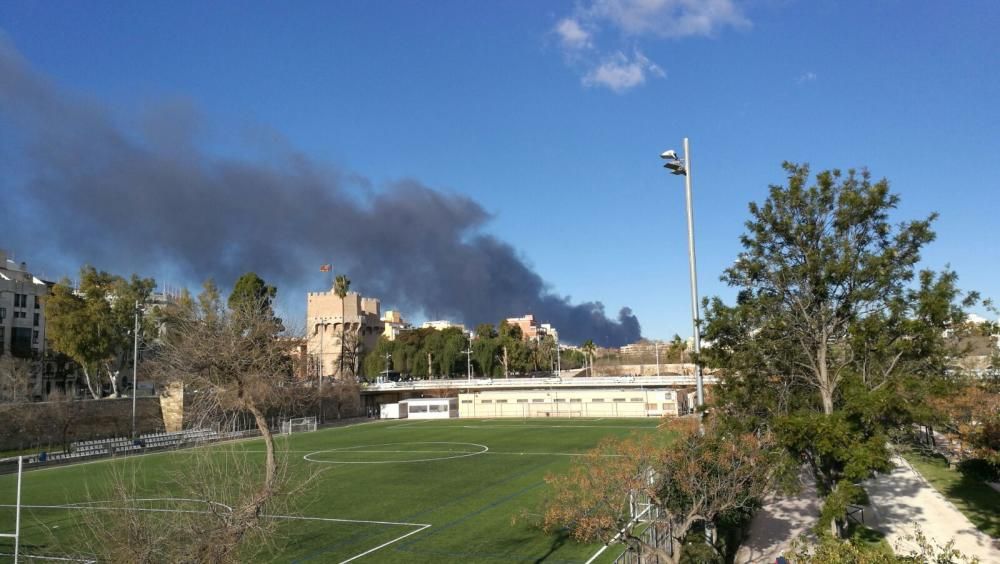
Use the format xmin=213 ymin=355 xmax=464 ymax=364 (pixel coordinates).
xmin=1 ymin=1 xmax=998 ymax=341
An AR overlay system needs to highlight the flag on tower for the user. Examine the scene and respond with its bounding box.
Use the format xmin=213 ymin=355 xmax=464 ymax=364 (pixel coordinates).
xmin=319 ymin=264 xmax=332 ymax=272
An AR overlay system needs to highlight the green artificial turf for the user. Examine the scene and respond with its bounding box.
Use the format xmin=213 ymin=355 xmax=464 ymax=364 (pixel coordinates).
xmin=902 ymin=450 xmax=1000 ymax=539
xmin=0 ymin=418 xmax=667 ymax=563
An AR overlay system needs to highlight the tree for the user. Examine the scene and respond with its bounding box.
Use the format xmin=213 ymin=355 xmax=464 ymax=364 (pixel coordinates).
xmin=473 ymin=334 xmax=498 ymax=378
xmin=333 ymin=274 xmax=351 ymax=379
xmin=581 ymin=339 xmax=597 ymax=377
xmin=151 ymin=287 xmax=295 ymax=560
xmin=542 ymin=420 xmax=777 ymax=563
xmin=227 ymin=272 xmax=276 ymax=315
xmin=0 ymin=355 xmax=34 ymax=403
xmin=46 ymin=266 xmax=156 ymax=398
xmin=701 ymin=163 xmax=979 ymax=536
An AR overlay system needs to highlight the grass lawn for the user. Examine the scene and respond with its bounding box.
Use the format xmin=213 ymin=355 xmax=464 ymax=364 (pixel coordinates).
xmin=901 ymin=449 xmax=1000 ymax=538
xmin=0 ymin=418 xmax=668 ymax=563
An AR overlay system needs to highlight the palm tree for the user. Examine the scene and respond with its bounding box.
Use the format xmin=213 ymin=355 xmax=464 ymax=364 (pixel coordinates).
xmin=581 ymin=339 xmax=597 ymax=377
xmin=333 ymin=274 xmax=351 ymax=378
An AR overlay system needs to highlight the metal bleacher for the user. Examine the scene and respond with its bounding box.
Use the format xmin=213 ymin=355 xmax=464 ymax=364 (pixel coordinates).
xmin=5 ymin=428 xmax=239 ymax=467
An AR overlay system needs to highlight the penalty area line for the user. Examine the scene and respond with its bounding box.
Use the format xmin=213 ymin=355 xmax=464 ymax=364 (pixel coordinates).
xmin=336 ymin=523 xmax=432 ymax=564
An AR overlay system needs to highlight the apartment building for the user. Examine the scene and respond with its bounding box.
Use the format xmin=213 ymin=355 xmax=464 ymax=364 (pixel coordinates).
xmin=0 ymin=250 xmax=50 ymax=358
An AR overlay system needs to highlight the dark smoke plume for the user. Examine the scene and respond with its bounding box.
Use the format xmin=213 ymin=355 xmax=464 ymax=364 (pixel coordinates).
xmin=0 ymin=38 xmax=641 ymax=346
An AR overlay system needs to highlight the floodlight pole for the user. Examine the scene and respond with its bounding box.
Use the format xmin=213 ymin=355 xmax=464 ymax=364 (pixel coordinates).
xmin=556 ymin=339 xmax=561 ymax=375
xmin=655 ymin=341 xmax=661 ymax=377
xmin=131 ymin=300 xmax=140 ymax=438
xmin=680 ymin=138 xmax=704 ymax=408
xmin=662 ymin=138 xmax=704 ymax=408
xmin=465 ymin=334 xmax=473 ymax=381
xmin=14 ymin=455 xmax=22 ymax=564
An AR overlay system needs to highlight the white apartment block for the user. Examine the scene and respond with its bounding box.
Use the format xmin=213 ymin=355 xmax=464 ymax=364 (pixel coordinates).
xmin=0 ymin=250 xmax=49 ymax=359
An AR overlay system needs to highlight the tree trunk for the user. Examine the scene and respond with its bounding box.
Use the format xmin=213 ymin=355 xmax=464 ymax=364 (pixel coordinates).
xmin=503 ymin=346 xmax=509 ymax=378
xmin=80 ymin=366 xmax=100 ymax=399
xmin=427 ymin=352 xmax=433 ymax=379
xmin=817 ymin=338 xmax=834 ymax=415
xmin=245 ymin=403 xmax=277 ymax=513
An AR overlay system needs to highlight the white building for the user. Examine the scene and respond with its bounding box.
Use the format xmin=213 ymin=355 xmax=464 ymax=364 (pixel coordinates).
xmin=0 ymin=250 xmax=50 ymax=359
xmin=421 ymin=320 xmax=466 ymax=332
xmin=458 ymin=388 xmax=691 ymax=418
xmin=381 ymin=397 xmax=458 ymax=419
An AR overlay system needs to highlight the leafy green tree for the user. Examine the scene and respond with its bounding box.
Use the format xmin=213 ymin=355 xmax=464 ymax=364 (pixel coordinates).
xmin=46 ymin=266 xmax=156 ymax=398
xmin=333 ymin=274 xmax=351 ymax=378
xmin=702 ymin=163 xmax=978 ymax=536
xmin=228 ymin=272 xmax=276 ymax=315
xmin=473 ymin=335 xmax=498 ymax=378
xmin=581 ymin=339 xmax=597 ymax=377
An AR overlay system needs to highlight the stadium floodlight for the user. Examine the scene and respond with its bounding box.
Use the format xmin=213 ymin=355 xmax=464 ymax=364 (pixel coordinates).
xmin=660 ymin=137 xmax=704 ymax=409
xmin=663 ymin=159 xmax=686 ymax=175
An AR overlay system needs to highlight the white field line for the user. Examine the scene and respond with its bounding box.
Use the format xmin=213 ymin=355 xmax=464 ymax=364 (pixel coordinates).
xmin=243 ymin=449 xmax=625 ymax=458
xmin=459 ymin=424 xmax=659 ymax=430
xmin=0 ymin=500 xmax=431 ymax=563
xmin=337 ymin=523 xmax=432 ymax=564
xmin=0 ymin=553 xmax=95 ymax=563
xmin=3 ymin=420 xmax=383 ymax=476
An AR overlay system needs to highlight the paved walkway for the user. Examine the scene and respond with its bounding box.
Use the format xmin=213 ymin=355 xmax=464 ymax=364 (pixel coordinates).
xmin=864 ymin=455 xmax=1000 ymax=562
xmin=734 ymin=467 xmax=820 ymax=563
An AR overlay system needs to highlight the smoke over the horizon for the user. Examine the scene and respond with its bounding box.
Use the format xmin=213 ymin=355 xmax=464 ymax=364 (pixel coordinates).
xmin=0 ymin=39 xmax=641 ymax=346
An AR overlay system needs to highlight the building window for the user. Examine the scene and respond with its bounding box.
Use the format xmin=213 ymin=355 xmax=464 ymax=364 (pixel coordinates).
xmin=630 ymin=398 xmax=643 ymax=402
xmin=591 ymin=398 xmax=605 ymax=402
xmin=516 ymin=399 xmax=528 ymax=403
xmin=32 ymin=330 xmax=39 ymax=344
xmin=461 ymin=400 xmax=473 ymax=404
xmin=532 ymin=398 xmax=545 ymax=403
xmin=554 ymin=398 xmax=566 ymax=403
xmin=614 ymin=398 xmax=627 ymax=402
xmin=496 ymin=399 xmax=508 ymax=404
xmin=570 ymin=398 xmax=582 ymax=403
xmin=34 ymin=296 xmax=39 ymax=309
xmin=480 ymin=400 xmax=492 ymax=404
xmin=33 ymin=313 xmax=40 ymax=326
xmin=646 ymin=403 xmax=657 ymax=410
xmin=0 ymin=307 xmax=5 ymax=320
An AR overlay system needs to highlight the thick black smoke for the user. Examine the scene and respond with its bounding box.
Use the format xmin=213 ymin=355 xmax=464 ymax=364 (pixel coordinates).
xmin=0 ymin=39 xmax=641 ymax=346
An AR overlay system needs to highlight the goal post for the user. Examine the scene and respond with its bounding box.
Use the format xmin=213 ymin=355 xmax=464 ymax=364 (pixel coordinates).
xmin=281 ymin=416 xmax=318 ymax=435
xmin=0 ymin=456 xmax=22 ymax=563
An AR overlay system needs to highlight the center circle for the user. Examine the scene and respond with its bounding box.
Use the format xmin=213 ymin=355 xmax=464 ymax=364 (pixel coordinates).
xmin=303 ymin=442 xmax=489 ymax=464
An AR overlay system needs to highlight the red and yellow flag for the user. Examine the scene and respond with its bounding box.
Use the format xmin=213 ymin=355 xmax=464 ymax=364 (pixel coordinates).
xmin=319 ymin=264 xmax=332 ymax=272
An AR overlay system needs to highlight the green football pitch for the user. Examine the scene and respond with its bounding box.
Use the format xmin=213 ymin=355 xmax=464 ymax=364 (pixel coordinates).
xmin=0 ymin=418 xmax=666 ymax=563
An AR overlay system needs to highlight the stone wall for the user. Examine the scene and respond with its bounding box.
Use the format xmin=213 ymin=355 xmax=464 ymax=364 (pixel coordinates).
xmin=0 ymin=396 xmax=164 ymax=452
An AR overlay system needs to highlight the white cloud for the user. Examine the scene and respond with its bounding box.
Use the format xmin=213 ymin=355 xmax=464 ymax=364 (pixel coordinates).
xmin=552 ymin=0 xmax=748 ymax=93
xmin=588 ymin=0 xmax=749 ymax=38
xmin=555 ymin=18 xmax=592 ymax=50
xmin=583 ymin=50 xmax=665 ymax=93
xmin=797 ymin=71 xmax=818 ymax=84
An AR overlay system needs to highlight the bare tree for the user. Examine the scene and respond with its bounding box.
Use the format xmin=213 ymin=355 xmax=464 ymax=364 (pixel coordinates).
xmin=542 ymin=420 xmax=777 ymax=563
xmin=147 ymin=293 xmax=300 ymax=561
xmin=79 ymin=443 xmax=297 ymax=563
xmin=0 ymin=355 xmax=34 ymax=404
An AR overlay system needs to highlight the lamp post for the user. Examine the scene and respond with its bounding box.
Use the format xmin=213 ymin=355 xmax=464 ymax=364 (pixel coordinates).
xmin=556 ymin=339 xmax=561 ymax=375
xmin=661 ymin=138 xmax=704 ymax=408
xmin=464 ymin=333 xmax=473 ymax=381
xmin=131 ymin=300 xmax=141 ymax=438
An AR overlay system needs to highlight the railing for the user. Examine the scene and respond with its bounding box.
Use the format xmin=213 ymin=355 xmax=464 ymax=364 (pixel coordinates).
xmin=362 ymin=375 xmax=718 ymax=392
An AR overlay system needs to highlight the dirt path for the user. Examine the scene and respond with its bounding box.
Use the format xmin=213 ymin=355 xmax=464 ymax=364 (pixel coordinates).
xmin=735 ymin=467 xmax=820 ymax=563
xmin=864 ymin=455 xmax=1000 ymax=561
